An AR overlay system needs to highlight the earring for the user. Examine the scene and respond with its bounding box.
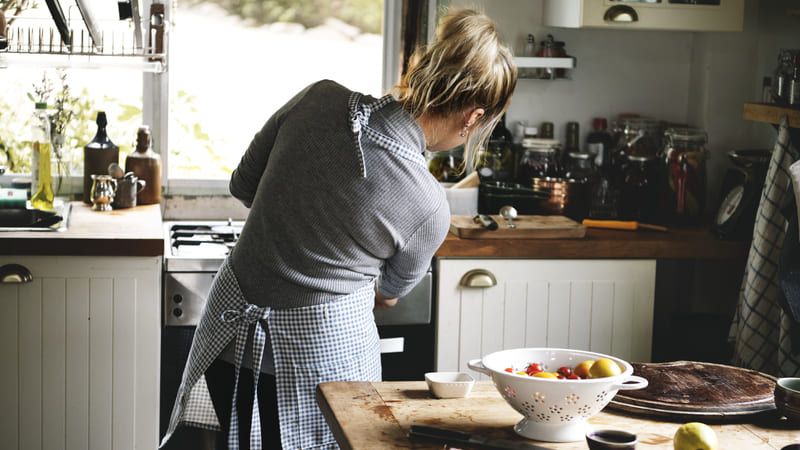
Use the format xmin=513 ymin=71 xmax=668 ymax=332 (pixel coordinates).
xmin=459 ymin=126 xmax=468 ymax=137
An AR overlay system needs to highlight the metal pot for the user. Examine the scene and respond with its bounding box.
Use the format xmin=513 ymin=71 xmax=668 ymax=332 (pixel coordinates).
xmin=531 ymin=177 xmax=587 ymax=220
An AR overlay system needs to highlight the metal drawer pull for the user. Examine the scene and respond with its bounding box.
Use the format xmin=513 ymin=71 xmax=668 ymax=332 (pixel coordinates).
xmin=0 ymin=264 xmax=33 ymax=283
xmin=604 ymin=5 xmax=638 ymax=23
xmin=459 ymin=269 xmax=497 ymax=288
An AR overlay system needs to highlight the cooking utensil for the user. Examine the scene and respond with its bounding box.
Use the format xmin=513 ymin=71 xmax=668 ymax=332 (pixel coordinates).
xmin=582 ymin=219 xmax=667 ymax=232
xmin=473 ymin=214 xmax=498 ymax=231
xmin=499 ymin=205 xmax=518 ymax=228
xmin=409 ymin=425 xmax=554 ymax=450
xmin=467 ymin=348 xmax=647 ymax=443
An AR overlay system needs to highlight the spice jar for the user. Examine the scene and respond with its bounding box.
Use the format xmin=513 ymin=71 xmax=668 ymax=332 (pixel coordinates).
xmin=426 ymin=147 xmax=464 ymax=183
xmin=518 ymin=138 xmax=561 ymax=185
xmin=620 ymin=154 xmax=661 ymax=223
xmin=662 ymin=127 xmax=708 ymax=225
xmin=537 ymin=34 xmax=567 ymax=79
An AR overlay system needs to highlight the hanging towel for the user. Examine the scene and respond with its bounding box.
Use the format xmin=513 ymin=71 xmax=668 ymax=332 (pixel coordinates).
xmin=729 ymin=115 xmax=800 ymax=377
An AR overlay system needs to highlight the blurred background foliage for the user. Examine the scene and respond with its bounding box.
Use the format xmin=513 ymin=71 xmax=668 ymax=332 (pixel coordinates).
xmin=184 ymin=0 xmax=383 ymax=34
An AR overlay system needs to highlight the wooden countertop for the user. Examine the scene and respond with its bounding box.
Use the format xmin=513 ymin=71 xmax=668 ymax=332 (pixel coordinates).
xmin=435 ymin=225 xmax=750 ymax=259
xmin=0 ymin=202 xmax=164 ymax=256
xmin=316 ymin=381 xmax=800 ymax=450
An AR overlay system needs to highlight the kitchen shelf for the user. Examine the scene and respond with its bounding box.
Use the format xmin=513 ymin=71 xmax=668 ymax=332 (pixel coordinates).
xmin=742 ymin=103 xmax=800 ymax=128
xmin=514 ymin=56 xmax=575 ymax=80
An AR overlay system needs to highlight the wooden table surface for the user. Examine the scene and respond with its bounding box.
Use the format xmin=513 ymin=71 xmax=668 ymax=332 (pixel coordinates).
xmin=316 ymin=381 xmax=800 ymax=449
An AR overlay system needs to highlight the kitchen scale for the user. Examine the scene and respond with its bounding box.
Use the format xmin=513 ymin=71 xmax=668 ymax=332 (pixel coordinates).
xmin=712 ymin=149 xmax=771 ymax=240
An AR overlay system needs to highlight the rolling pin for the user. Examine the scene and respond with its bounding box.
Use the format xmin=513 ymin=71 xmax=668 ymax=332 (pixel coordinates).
xmin=582 ymin=219 xmax=668 ymax=232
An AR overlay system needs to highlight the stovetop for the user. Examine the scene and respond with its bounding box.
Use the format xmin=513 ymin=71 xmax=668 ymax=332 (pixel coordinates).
xmin=163 ymin=219 xmax=245 ymax=272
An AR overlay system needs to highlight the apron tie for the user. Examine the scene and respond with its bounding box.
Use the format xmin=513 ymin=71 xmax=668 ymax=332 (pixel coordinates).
xmin=348 ymin=92 xmax=397 ymax=178
xmin=222 ymin=304 xmax=271 ymax=450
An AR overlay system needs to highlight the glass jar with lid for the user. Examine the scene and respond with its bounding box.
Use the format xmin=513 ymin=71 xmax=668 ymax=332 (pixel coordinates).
xmin=662 ymin=127 xmax=708 ymax=225
xmin=476 ymin=115 xmax=515 ymax=182
xmin=563 ymin=152 xmax=598 ymax=221
xmin=611 ymin=118 xmax=664 ymax=173
xmin=518 ymin=138 xmax=562 ymax=186
xmin=620 ymin=154 xmax=661 ymax=223
xmin=426 ymin=146 xmax=464 ymax=183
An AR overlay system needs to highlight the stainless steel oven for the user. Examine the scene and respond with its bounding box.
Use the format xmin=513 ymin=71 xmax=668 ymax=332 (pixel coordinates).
xmin=160 ymin=220 xmax=435 ymax=440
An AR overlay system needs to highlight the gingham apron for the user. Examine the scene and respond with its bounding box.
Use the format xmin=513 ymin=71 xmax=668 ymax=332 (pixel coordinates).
xmin=729 ymin=115 xmax=800 ymax=377
xmin=160 ymin=257 xmax=381 ymax=450
xmin=161 ymin=92 xmax=423 ymax=449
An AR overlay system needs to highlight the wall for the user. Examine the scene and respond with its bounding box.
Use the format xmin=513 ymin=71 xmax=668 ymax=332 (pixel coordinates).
xmin=449 ymin=0 xmax=799 ymax=214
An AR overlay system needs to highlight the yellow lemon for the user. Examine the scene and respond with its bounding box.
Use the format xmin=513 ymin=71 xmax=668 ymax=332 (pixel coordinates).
xmin=573 ymin=360 xmax=595 ymax=378
xmin=532 ymin=372 xmax=559 ymax=379
xmin=588 ymin=358 xmax=622 ymax=379
xmin=673 ymin=422 xmax=718 ymax=450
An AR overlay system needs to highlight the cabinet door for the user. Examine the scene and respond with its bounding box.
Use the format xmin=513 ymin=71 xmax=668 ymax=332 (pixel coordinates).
xmin=0 ymin=255 xmax=161 ymax=450
xmin=436 ymin=259 xmax=656 ymax=375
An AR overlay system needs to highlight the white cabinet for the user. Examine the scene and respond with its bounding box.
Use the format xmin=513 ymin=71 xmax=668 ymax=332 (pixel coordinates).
xmin=542 ymin=0 xmax=744 ymax=32
xmin=0 ymin=255 xmax=161 ymax=450
xmin=435 ymin=258 xmax=656 ymax=377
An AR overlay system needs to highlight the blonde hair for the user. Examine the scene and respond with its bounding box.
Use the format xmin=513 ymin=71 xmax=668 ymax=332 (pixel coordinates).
xmin=392 ymin=8 xmax=517 ymax=171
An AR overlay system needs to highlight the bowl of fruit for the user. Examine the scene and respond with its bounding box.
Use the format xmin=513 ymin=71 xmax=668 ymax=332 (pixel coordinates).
xmin=467 ymin=348 xmax=648 ymax=443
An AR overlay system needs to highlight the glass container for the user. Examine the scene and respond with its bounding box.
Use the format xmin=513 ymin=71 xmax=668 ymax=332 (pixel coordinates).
xmin=620 ymin=154 xmax=662 ymax=223
xmin=662 ymin=127 xmax=708 ymax=225
xmin=518 ymin=138 xmax=562 ymax=185
xmin=426 ymin=146 xmax=465 ymax=183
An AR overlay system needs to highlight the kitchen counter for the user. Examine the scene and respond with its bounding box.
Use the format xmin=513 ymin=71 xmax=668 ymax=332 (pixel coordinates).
xmin=435 ymin=225 xmax=750 ymax=259
xmin=316 ymin=381 xmax=800 ymax=449
xmin=0 ymin=201 xmax=164 ymax=256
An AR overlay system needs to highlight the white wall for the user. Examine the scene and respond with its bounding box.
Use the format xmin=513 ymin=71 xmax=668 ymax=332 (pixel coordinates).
xmin=448 ymin=0 xmax=799 ymax=214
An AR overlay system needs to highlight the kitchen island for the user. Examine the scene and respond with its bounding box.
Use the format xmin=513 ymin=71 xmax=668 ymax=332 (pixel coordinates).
xmin=317 ymin=380 xmax=799 ymax=449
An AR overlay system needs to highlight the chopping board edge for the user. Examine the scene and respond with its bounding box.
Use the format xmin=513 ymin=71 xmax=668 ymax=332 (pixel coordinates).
xmin=449 ymin=215 xmax=586 ymax=239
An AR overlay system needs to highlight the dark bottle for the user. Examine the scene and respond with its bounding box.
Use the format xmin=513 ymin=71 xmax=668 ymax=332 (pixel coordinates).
xmin=125 ymin=125 xmax=162 ymax=205
xmin=476 ymin=114 xmax=515 ymax=182
xmin=83 ymin=111 xmax=119 ymax=204
xmin=586 ymin=118 xmax=614 ymax=170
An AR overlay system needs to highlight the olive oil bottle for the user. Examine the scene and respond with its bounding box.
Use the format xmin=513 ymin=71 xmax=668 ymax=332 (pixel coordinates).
xmin=31 ymin=102 xmax=54 ymax=211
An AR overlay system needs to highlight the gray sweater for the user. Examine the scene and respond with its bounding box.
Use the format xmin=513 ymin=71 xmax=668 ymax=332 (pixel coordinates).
xmin=229 ymin=80 xmax=450 ymax=308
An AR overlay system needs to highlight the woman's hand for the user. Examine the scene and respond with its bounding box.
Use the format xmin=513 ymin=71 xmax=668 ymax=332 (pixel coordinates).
xmin=374 ymin=283 xmax=398 ymax=310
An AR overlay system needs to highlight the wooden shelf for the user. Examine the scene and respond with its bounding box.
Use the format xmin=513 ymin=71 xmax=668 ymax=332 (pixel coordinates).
xmin=743 ymin=103 xmax=800 ymax=128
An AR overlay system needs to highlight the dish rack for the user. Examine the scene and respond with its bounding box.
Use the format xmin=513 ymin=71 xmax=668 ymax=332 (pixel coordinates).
xmin=1 ymin=4 xmax=167 ymax=72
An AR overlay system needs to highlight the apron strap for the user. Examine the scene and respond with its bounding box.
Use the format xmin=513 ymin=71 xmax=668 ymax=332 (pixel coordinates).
xmin=221 ymin=304 xmax=271 ymax=450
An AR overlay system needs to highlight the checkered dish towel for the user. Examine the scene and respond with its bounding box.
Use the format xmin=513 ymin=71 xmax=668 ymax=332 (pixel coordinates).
xmin=730 ymin=115 xmax=800 ymax=377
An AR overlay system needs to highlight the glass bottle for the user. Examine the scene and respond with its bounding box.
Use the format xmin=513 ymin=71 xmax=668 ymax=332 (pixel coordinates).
xmin=31 ymin=101 xmax=54 ymax=211
xmin=789 ymin=54 xmax=800 ymax=107
xmin=773 ymin=49 xmax=794 ymax=105
xmin=564 ymin=151 xmax=597 ymax=221
xmin=662 ymin=127 xmax=708 ymax=225
xmin=476 ymin=115 xmax=515 ymax=182
xmin=83 ymin=112 xmax=120 ymax=204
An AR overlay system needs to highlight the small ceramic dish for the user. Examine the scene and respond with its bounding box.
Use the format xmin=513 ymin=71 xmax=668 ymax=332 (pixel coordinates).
xmin=586 ymin=429 xmax=638 ymax=449
xmin=425 ymin=372 xmax=475 ymax=399
xmin=775 ymin=377 xmax=800 ymax=421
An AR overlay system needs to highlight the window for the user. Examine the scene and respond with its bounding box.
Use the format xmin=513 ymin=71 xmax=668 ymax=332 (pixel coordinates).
xmin=166 ymin=0 xmax=386 ymax=181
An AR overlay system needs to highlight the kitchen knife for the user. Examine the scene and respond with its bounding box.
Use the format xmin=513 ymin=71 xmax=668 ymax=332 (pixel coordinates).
xmin=473 ymin=214 xmax=499 ymax=231
xmin=409 ymin=425 xmax=553 ymax=450
xmin=582 ymin=219 xmax=667 ymax=232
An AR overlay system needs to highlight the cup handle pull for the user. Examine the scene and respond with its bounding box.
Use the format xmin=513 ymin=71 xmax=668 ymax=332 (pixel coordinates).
xmin=459 ymin=269 xmax=497 ymax=288
xmin=0 ymin=264 xmax=33 ymax=283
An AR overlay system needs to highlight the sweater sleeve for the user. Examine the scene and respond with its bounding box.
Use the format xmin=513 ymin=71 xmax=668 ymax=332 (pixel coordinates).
xmin=377 ymin=202 xmax=450 ymax=298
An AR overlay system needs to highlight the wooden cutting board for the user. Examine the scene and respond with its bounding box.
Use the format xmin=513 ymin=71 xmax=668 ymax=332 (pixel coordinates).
xmin=608 ymin=361 xmax=778 ymax=421
xmin=449 ymin=215 xmax=586 ymax=239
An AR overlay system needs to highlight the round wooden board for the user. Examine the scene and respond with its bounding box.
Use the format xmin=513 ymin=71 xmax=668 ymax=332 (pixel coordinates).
xmin=608 ymin=361 xmax=778 ymax=421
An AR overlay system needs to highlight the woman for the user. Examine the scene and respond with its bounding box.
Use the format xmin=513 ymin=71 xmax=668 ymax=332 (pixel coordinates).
xmin=161 ymin=8 xmax=516 ymax=449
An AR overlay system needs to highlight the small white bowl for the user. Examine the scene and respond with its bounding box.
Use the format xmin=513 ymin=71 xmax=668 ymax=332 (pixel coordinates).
xmin=425 ymin=372 xmax=475 ymax=398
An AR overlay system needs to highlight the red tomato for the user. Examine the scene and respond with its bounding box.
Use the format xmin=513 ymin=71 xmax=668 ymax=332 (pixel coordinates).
xmin=557 ymin=366 xmax=573 ymax=377
xmin=526 ymin=363 xmax=543 ymax=376
xmin=557 ymin=374 xmax=565 ymax=379
xmin=504 ymin=368 xmax=513 ymax=373
xmin=567 ymin=374 xmax=581 ymax=380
